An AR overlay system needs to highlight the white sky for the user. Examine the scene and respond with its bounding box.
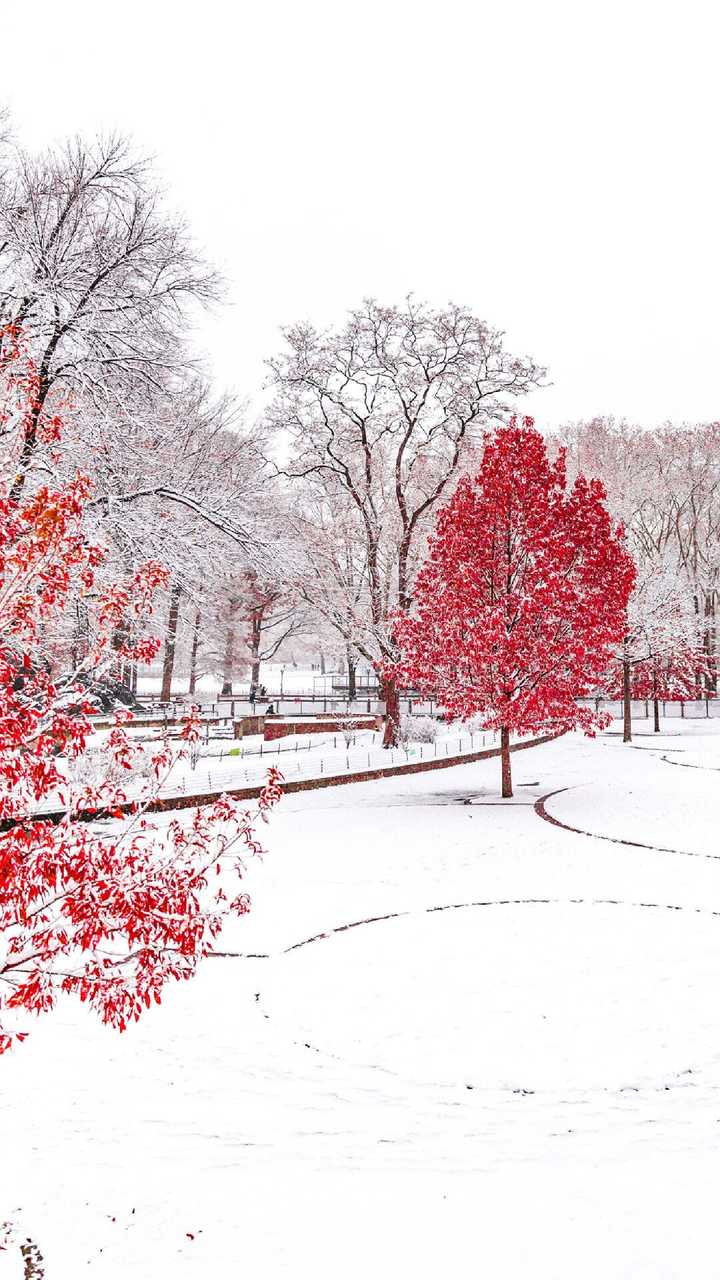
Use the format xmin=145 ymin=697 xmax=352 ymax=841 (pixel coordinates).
xmin=3 ymin=0 xmax=719 ymax=428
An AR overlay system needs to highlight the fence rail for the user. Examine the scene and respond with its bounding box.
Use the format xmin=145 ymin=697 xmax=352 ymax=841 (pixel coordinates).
xmin=577 ymin=697 xmax=720 ymax=720
xmin=108 ymin=695 xmax=437 ymax=722
xmin=100 ymin=693 xmax=720 ymax=729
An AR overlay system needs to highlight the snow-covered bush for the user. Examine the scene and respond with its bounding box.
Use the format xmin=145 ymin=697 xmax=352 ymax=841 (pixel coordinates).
xmin=65 ymin=737 xmax=161 ymax=793
xmin=399 ymin=713 xmax=439 ymax=744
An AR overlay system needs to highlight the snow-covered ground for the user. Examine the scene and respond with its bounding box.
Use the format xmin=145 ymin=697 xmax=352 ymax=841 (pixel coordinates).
xmin=3 ymin=723 xmax=720 ymax=1277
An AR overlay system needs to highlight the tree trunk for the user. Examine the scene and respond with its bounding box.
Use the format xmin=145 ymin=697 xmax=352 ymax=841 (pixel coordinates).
xmin=379 ymin=672 xmax=400 ymax=747
xmin=160 ymin=583 xmax=182 ymax=703
xmin=347 ymin=649 xmax=357 ymax=700
xmin=72 ymin=601 xmax=90 ymax=670
xmin=500 ymin=726 xmax=512 ymax=798
xmin=319 ymin=650 xmax=326 ymax=675
xmin=8 ymin=371 xmax=48 ymax=504
xmin=704 ymin=593 xmax=717 ymax=693
xmin=112 ymin=624 xmax=130 ymax=686
xmin=623 ymin=657 xmax=632 ymax=743
xmin=248 ymin=609 xmax=262 ymax=699
xmin=221 ymin=620 xmax=237 ymax=697
xmin=653 ymin=697 xmax=660 ymax=733
xmin=188 ymin=608 xmax=201 ymax=695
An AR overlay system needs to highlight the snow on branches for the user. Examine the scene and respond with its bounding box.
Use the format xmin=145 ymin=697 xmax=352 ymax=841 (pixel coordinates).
xmin=606 ymin=560 xmax=710 ymax=736
xmin=267 ymin=297 xmax=547 ymax=746
xmin=0 ymin=330 xmax=282 ymax=1055
xmin=393 ymin=419 xmax=636 ymax=796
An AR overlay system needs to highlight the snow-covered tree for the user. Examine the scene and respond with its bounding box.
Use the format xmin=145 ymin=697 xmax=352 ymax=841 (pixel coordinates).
xmin=268 ymin=297 xmax=545 ymax=744
xmin=560 ymin=418 xmax=720 ymax=718
xmin=608 ymin=556 xmax=706 ymax=738
xmin=0 ymin=134 xmax=220 ymax=501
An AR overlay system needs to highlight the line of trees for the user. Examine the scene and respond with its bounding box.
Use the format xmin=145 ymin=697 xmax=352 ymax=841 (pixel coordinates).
xmin=558 ymin=420 xmax=719 ymax=741
xmin=2 ymin=114 xmax=718 ymax=750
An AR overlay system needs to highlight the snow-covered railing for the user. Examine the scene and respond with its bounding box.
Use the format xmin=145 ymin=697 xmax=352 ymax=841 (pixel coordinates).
xmin=29 ymin=730 xmax=500 ymax=818
xmin=577 ymin=696 xmax=720 ymax=720
xmin=120 ymin=694 xmax=438 ymax=721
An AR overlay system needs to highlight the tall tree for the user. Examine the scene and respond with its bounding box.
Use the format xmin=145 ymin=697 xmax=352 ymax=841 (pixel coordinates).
xmin=394 ymin=420 xmax=635 ymax=796
xmin=0 ymin=134 xmax=220 ymax=500
xmin=268 ymin=297 xmax=545 ymax=744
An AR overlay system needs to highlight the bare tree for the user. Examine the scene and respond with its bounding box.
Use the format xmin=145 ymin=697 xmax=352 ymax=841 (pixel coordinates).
xmin=242 ymin=574 xmax=309 ymax=698
xmin=560 ymin=417 xmax=720 ymax=700
xmin=288 ymin=490 xmax=370 ymax=685
xmin=0 ymin=133 xmax=221 ymax=499
xmin=268 ymin=297 xmax=545 ymax=743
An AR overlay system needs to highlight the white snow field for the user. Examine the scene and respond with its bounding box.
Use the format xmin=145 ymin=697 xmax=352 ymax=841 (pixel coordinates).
xmin=3 ymin=723 xmax=720 ymax=1278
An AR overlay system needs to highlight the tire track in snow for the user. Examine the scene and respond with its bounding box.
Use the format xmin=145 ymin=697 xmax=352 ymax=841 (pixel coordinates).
xmin=283 ymin=893 xmax=720 ymax=955
xmin=258 ymin=897 xmax=720 ymax=1098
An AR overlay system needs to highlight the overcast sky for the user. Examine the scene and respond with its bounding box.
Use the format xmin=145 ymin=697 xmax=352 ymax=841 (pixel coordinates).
xmin=3 ymin=0 xmax=718 ymax=428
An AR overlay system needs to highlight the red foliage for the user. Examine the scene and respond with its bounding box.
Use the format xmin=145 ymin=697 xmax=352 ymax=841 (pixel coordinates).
xmin=393 ymin=419 xmax=636 ymax=794
xmin=0 ymin=330 xmax=282 ymax=1054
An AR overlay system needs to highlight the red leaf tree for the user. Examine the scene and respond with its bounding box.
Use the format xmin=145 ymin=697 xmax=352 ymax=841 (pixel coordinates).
xmin=0 ymin=329 xmax=281 ymax=1055
xmin=393 ymin=419 xmax=636 ymax=796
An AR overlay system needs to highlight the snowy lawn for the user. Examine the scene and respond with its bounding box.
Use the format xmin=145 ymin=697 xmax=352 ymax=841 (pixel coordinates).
xmin=3 ymin=724 xmax=720 ymax=1277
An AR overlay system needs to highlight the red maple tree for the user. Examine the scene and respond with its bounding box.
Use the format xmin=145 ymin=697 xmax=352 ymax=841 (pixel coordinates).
xmin=393 ymin=419 xmax=636 ymax=796
xmin=0 ymin=329 xmax=281 ymax=1055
